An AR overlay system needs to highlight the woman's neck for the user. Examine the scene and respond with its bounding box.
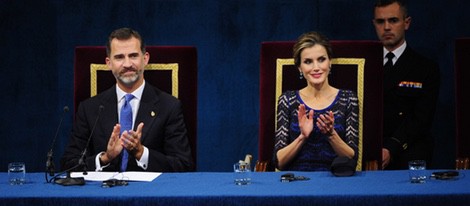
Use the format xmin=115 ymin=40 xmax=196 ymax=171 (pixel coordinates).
xmin=299 ymin=85 xmax=338 ymax=110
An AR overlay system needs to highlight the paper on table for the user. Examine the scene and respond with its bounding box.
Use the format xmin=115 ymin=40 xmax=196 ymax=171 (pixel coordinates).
xmin=70 ymin=171 xmax=162 ymax=182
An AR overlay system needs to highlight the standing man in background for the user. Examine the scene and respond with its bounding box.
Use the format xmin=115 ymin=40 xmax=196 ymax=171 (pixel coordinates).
xmin=373 ymin=0 xmax=440 ymax=169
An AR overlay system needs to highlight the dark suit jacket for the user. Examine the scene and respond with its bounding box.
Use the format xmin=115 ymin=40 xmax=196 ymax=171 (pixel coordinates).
xmin=383 ymin=46 xmax=440 ymax=169
xmin=61 ymin=83 xmax=194 ymax=172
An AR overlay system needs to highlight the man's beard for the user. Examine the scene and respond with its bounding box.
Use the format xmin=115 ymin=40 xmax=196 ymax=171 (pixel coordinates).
xmin=116 ymin=70 xmax=143 ymax=86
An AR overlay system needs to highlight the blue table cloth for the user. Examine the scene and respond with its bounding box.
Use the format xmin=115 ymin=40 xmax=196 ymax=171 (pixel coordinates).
xmin=1 ymin=170 xmax=469 ymax=206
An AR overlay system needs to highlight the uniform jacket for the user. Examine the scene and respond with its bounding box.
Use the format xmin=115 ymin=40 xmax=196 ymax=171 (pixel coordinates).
xmin=383 ymin=46 xmax=440 ymax=169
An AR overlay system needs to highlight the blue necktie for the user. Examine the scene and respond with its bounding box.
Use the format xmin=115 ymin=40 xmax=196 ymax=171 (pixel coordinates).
xmin=120 ymin=94 xmax=134 ymax=172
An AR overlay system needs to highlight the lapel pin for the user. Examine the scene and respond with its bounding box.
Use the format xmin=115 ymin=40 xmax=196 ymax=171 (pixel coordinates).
xmin=151 ymin=111 xmax=156 ymax=117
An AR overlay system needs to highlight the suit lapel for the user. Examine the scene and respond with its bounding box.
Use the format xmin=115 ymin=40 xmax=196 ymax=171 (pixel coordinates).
xmin=99 ymin=86 xmax=119 ymax=137
xmin=135 ymin=84 xmax=159 ymax=142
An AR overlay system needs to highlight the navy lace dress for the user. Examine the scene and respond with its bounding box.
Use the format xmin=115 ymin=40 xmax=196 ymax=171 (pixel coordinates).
xmin=273 ymin=90 xmax=359 ymax=171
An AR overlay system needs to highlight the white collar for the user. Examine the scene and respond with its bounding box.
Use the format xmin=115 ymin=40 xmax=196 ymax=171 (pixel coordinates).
xmin=116 ymin=80 xmax=145 ymax=102
xmin=383 ymin=41 xmax=407 ymax=60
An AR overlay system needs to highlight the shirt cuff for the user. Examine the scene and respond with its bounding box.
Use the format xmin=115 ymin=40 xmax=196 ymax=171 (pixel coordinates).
xmin=136 ymin=146 xmax=149 ymax=170
xmin=95 ymin=152 xmax=110 ymax=171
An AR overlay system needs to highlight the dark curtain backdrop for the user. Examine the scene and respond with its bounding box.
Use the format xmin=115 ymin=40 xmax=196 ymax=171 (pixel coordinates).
xmin=1 ymin=0 xmax=468 ymax=172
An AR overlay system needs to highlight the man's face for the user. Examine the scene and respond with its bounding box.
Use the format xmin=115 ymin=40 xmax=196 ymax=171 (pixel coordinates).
xmin=373 ymin=2 xmax=411 ymax=51
xmin=106 ymin=36 xmax=149 ymax=90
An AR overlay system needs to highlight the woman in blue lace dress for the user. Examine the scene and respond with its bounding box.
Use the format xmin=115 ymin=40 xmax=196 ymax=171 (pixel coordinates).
xmin=273 ymin=32 xmax=359 ymax=171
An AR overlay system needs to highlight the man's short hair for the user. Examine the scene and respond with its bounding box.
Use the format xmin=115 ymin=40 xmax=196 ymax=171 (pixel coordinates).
xmin=106 ymin=27 xmax=146 ymax=56
xmin=374 ymin=0 xmax=408 ymax=18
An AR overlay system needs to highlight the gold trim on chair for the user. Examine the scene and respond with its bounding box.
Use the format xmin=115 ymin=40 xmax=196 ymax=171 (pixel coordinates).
xmin=90 ymin=63 xmax=179 ymax=98
xmin=275 ymin=58 xmax=365 ymax=171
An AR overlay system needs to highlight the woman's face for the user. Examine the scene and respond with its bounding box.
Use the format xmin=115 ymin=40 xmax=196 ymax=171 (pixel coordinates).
xmin=298 ymin=44 xmax=331 ymax=86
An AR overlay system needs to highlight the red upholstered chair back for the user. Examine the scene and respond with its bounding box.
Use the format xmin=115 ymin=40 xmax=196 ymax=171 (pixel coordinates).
xmin=74 ymin=46 xmax=198 ymax=170
xmin=259 ymin=41 xmax=383 ymax=171
xmin=455 ymin=38 xmax=470 ymax=169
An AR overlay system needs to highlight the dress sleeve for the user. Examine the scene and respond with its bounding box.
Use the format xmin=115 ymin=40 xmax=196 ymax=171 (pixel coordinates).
xmin=273 ymin=92 xmax=293 ymax=166
xmin=345 ymin=91 xmax=360 ymax=160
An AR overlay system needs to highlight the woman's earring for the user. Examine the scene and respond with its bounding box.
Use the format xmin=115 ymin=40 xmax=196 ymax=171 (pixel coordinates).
xmin=299 ymin=72 xmax=304 ymax=79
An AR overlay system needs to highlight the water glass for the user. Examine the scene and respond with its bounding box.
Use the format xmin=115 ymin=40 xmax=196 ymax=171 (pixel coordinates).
xmin=408 ymin=160 xmax=426 ymax=183
xmin=8 ymin=162 xmax=26 ymax=185
xmin=233 ymin=162 xmax=251 ymax=185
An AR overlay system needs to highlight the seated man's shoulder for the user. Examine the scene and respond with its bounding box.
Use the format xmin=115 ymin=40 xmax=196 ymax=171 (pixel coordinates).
xmin=148 ymin=85 xmax=179 ymax=103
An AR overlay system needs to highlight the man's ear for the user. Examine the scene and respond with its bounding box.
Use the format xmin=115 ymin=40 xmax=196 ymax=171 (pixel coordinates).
xmin=404 ymin=16 xmax=411 ymax=30
xmin=105 ymin=57 xmax=111 ymax=69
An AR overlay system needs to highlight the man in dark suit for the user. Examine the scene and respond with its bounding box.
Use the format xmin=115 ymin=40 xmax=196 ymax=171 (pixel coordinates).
xmin=373 ymin=0 xmax=440 ymax=169
xmin=61 ymin=28 xmax=193 ymax=172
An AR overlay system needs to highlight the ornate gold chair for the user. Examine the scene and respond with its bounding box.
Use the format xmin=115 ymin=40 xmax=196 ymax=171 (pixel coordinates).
xmin=73 ymin=46 xmax=198 ymax=170
xmin=259 ymin=41 xmax=383 ymax=171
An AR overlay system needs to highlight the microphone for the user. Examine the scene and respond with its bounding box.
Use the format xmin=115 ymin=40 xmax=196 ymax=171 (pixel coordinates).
xmin=79 ymin=105 xmax=105 ymax=175
xmin=54 ymin=105 xmax=104 ymax=186
xmin=45 ymin=106 xmax=69 ymax=182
